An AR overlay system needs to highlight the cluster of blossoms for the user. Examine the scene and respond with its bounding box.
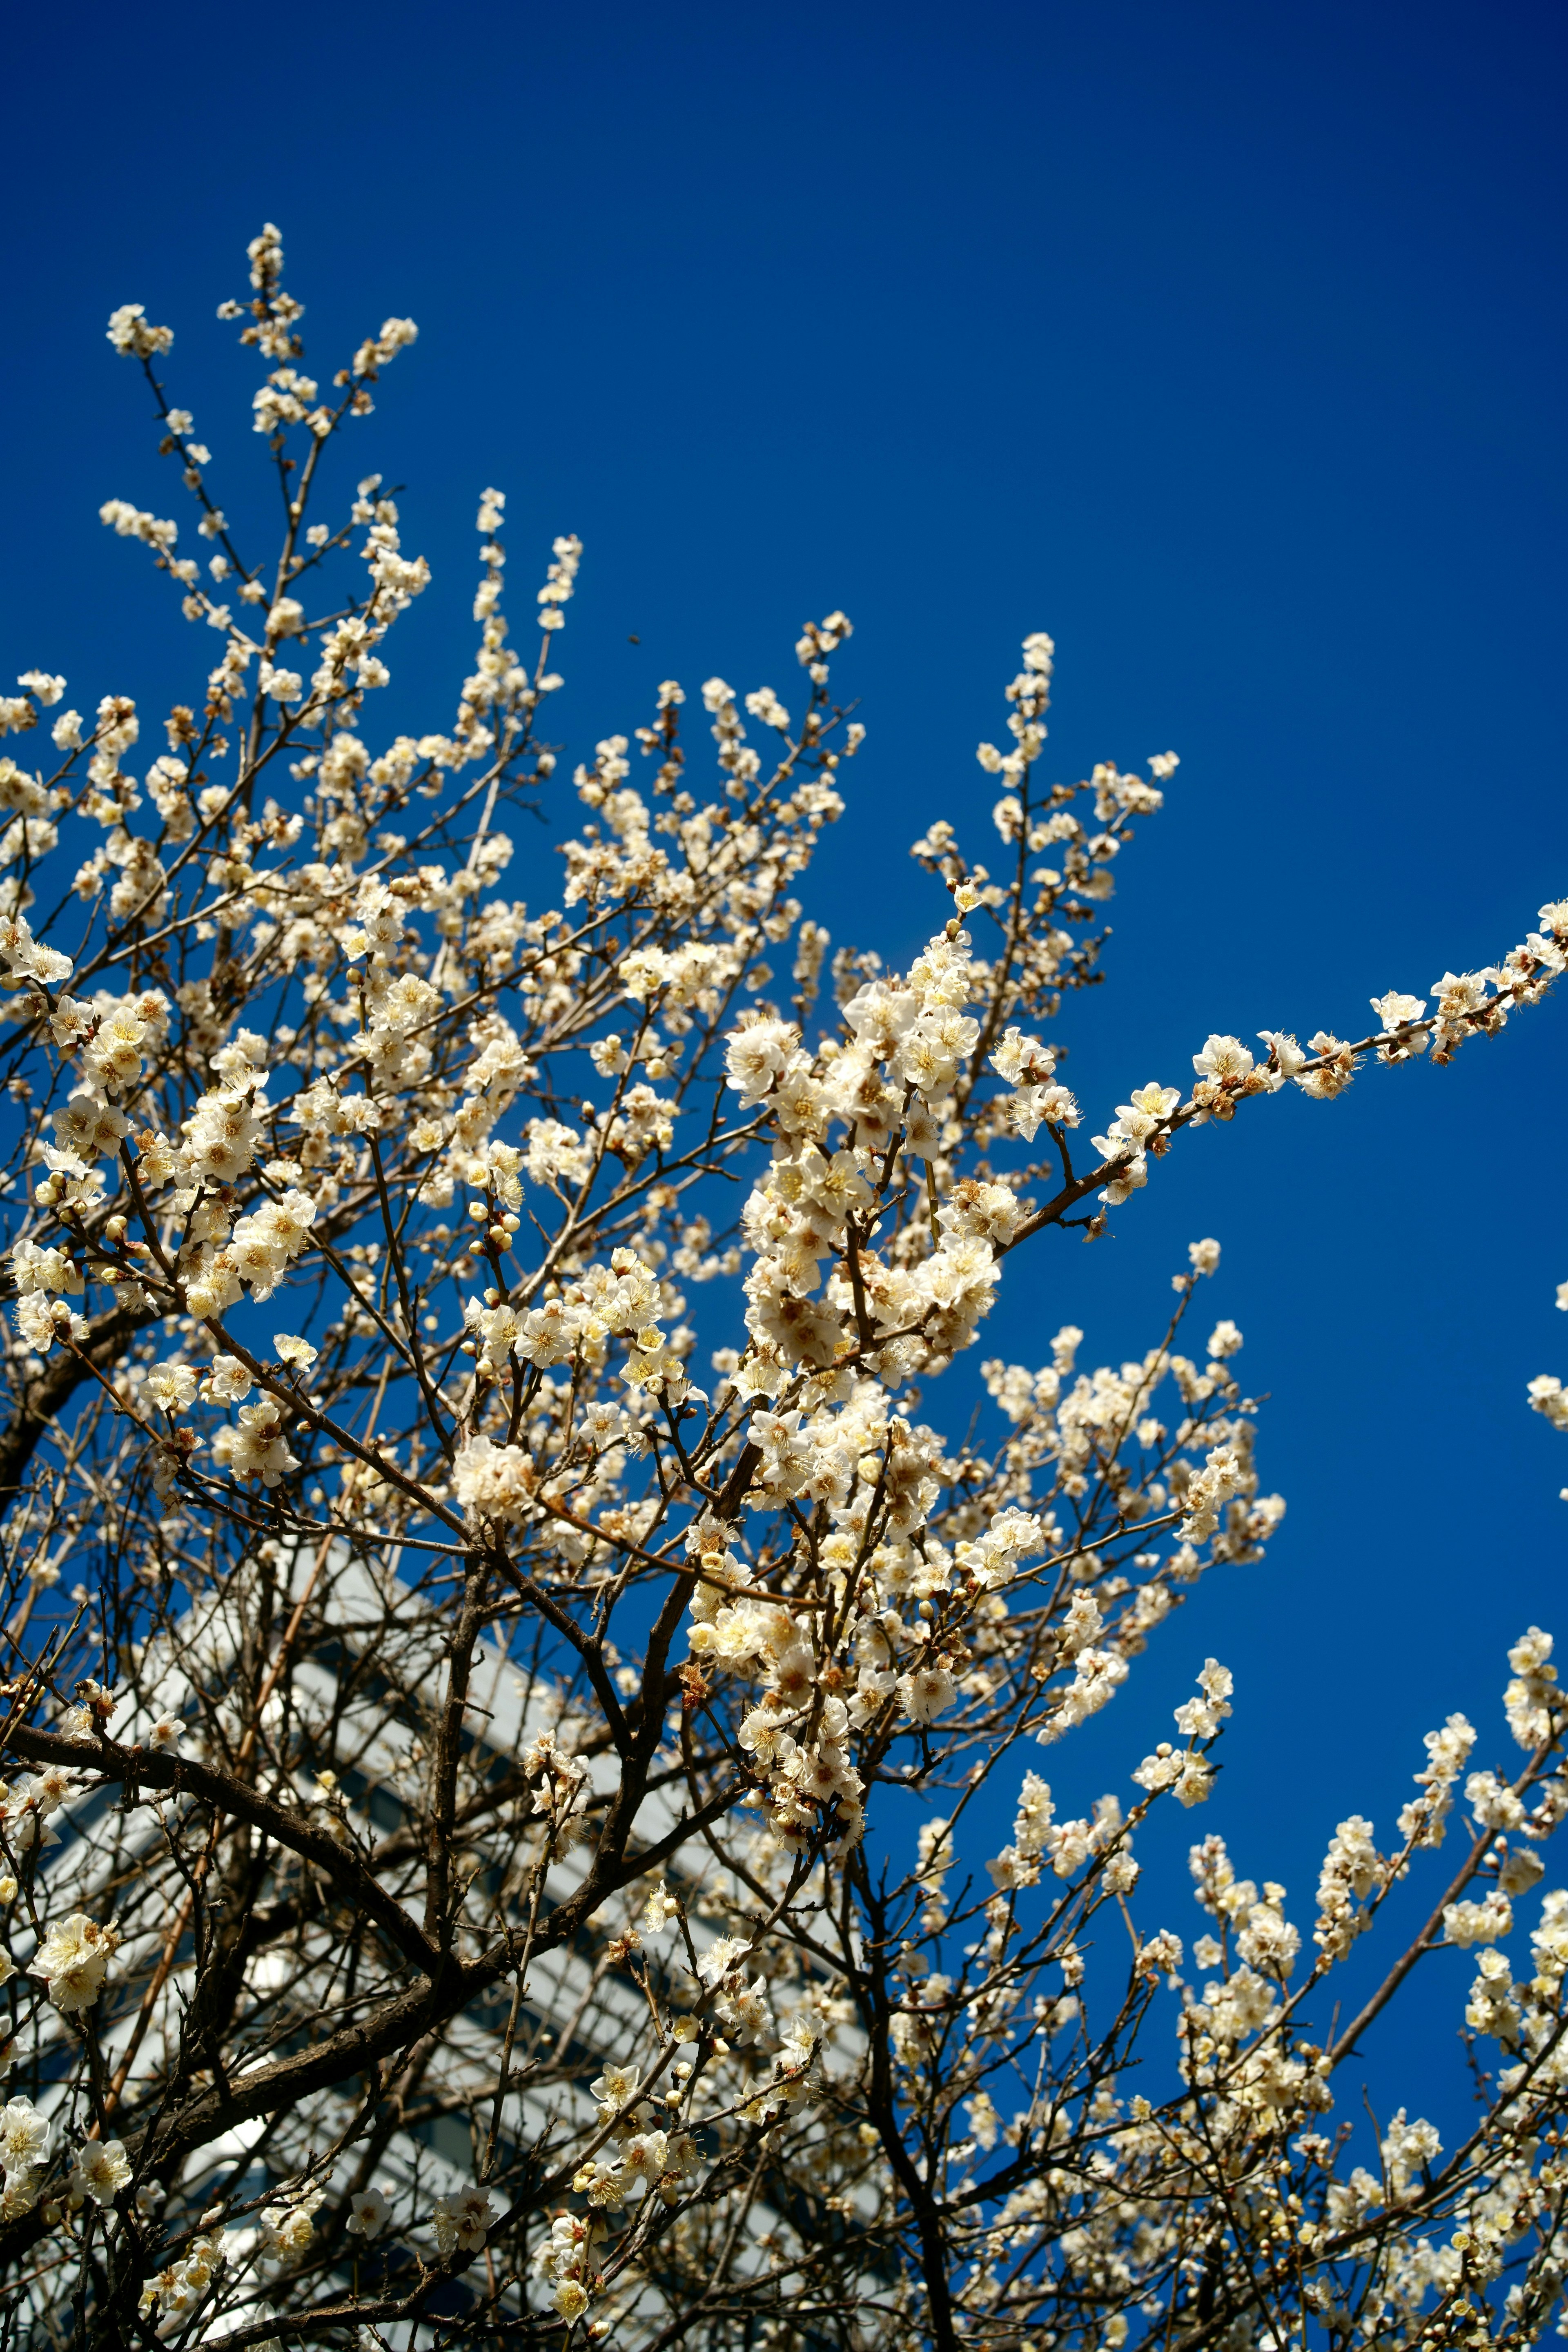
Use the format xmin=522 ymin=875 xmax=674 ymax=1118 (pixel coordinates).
xmin=0 ymin=2099 xmax=53 ymax=2222
xmin=0 ymin=2091 xmax=129 ymax=2226
xmin=31 ymin=1912 xmax=118 ymax=2015
xmin=0 ymin=229 xmax=1560 ymax=2351
xmin=138 ymin=2226 xmax=230 ymax=2328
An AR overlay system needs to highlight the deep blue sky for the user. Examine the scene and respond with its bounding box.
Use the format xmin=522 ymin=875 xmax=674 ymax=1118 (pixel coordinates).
xmin=7 ymin=0 xmax=1568 ymax=2132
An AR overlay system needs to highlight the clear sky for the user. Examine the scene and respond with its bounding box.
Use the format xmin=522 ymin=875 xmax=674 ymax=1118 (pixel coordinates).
xmin=7 ymin=0 xmax=1567 ymax=2132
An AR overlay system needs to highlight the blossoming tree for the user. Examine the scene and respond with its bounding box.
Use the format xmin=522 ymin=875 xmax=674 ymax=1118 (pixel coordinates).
xmin=0 ymin=223 xmax=1564 ymax=2349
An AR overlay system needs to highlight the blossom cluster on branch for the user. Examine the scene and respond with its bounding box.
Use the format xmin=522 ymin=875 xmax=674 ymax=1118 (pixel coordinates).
xmin=0 ymin=225 xmax=1561 ymax=2349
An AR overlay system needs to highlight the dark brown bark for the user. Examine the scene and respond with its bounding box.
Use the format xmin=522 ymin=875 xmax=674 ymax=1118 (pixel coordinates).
xmin=0 ymin=1302 xmax=154 ymax=1503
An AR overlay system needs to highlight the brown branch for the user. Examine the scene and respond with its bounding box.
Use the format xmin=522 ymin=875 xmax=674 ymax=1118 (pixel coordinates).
xmin=0 ymin=1724 xmax=437 ymax=1978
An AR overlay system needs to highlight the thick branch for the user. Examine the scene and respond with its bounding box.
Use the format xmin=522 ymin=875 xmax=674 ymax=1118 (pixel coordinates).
xmin=0 ymin=1725 xmax=437 ymax=1978
xmin=0 ymin=1303 xmax=155 ymax=1505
